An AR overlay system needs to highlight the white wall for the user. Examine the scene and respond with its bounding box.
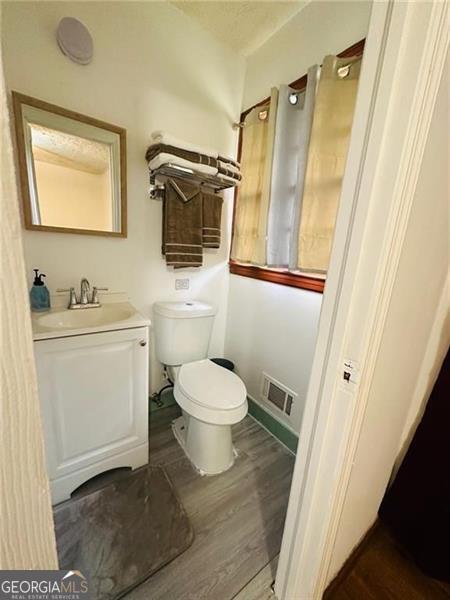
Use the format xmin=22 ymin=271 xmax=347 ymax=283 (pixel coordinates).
xmin=225 ymin=1 xmax=371 ymax=433
xmin=225 ymin=276 xmax=322 ymax=431
xmin=243 ymin=1 xmax=372 ymax=108
xmin=2 ymin=1 xmax=245 ymax=391
xmin=328 ymin=59 xmax=449 ymax=581
xmin=34 ymin=161 xmax=112 ymax=231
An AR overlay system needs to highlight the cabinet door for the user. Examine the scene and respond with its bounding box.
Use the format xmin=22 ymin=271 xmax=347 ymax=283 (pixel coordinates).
xmin=34 ymin=327 xmax=148 ymax=480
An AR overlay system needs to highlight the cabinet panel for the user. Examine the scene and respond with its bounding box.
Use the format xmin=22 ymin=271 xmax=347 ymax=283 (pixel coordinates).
xmin=34 ymin=327 xmax=148 ymax=480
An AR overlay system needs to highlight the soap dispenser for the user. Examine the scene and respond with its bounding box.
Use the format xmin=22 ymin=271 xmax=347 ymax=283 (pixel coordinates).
xmin=30 ymin=269 xmax=51 ymax=312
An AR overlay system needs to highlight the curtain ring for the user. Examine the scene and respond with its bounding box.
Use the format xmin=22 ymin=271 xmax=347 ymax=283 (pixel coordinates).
xmin=258 ymin=109 xmax=268 ymax=121
xmin=337 ymin=64 xmax=351 ymax=78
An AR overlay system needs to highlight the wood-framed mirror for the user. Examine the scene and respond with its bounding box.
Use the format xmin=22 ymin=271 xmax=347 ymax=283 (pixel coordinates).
xmin=12 ymin=92 xmax=127 ymax=237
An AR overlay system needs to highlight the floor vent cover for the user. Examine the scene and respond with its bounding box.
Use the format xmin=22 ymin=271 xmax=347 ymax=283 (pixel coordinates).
xmin=261 ymin=373 xmax=297 ymax=416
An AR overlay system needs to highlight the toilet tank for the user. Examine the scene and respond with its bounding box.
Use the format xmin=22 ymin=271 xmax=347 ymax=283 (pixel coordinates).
xmin=153 ymin=301 xmax=216 ymax=366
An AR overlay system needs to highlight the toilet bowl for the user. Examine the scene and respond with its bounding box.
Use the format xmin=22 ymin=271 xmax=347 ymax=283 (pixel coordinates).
xmin=153 ymin=301 xmax=248 ymax=475
xmin=173 ymin=359 xmax=247 ymax=474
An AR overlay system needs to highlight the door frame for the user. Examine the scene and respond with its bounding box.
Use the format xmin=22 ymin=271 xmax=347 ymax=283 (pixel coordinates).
xmin=1 ymin=54 xmax=58 ymax=567
xmin=3 ymin=0 xmax=447 ymax=584
xmin=275 ymin=1 xmax=448 ymax=598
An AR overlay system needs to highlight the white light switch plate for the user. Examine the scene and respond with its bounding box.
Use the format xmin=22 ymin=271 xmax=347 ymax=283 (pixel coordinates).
xmin=175 ymin=278 xmax=189 ymax=290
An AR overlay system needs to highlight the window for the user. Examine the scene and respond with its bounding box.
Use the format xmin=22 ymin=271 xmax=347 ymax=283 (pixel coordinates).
xmin=229 ymin=39 xmax=365 ymax=294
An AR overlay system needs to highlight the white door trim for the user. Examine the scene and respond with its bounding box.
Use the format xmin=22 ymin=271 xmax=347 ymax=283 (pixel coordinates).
xmin=275 ymin=1 xmax=448 ymax=598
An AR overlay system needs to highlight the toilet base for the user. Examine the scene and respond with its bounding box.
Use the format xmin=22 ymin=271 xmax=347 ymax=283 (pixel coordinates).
xmin=172 ymin=415 xmax=236 ymax=476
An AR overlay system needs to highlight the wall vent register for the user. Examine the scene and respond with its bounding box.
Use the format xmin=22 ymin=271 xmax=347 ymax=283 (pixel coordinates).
xmin=261 ymin=373 xmax=297 ymax=416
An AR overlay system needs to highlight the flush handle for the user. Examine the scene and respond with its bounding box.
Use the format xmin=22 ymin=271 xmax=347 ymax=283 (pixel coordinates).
xmin=139 ymin=340 xmax=147 ymax=347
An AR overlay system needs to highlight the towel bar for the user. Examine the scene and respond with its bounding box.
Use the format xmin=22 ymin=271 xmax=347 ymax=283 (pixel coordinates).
xmin=147 ymin=163 xmax=238 ymax=199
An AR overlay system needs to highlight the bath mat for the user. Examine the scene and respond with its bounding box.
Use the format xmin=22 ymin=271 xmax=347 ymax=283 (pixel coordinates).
xmin=53 ymin=465 xmax=194 ymax=600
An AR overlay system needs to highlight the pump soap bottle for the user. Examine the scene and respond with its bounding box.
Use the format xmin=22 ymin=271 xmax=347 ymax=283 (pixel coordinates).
xmin=30 ymin=269 xmax=51 ymax=312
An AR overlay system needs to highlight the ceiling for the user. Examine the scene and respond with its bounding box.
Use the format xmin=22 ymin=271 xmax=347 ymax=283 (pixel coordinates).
xmin=171 ymin=1 xmax=308 ymax=56
xmin=30 ymin=124 xmax=110 ymax=174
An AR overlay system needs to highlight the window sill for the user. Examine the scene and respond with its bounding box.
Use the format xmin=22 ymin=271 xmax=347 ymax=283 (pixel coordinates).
xmin=229 ymin=261 xmax=325 ymax=293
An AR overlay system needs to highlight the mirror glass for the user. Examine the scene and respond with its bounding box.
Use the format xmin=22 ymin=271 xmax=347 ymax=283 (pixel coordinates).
xmin=13 ymin=93 xmax=127 ymax=236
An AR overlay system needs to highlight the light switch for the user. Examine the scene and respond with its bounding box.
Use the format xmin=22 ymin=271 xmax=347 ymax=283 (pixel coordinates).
xmin=342 ymin=359 xmax=360 ymax=384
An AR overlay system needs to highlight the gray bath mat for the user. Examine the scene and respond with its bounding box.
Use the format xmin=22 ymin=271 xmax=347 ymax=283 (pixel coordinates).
xmin=53 ymin=465 xmax=194 ymax=600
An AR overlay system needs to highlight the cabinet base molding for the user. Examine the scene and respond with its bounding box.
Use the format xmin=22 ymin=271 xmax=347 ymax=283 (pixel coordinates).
xmin=51 ymin=442 xmax=149 ymax=505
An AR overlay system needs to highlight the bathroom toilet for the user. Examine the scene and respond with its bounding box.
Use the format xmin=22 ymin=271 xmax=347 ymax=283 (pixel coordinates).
xmin=153 ymin=301 xmax=247 ymax=475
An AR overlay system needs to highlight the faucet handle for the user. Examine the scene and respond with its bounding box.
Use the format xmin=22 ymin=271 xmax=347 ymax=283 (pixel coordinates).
xmin=91 ymin=287 xmax=108 ymax=304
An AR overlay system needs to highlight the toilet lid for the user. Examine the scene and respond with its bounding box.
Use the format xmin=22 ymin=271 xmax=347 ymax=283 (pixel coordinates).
xmin=177 ymin=360 xmax=246 ymax=411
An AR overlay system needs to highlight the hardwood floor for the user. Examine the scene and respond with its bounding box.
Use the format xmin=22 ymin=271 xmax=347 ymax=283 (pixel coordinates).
xmin=233 ymin=556 xmax=278 ymax=600
xmin=325 ymin=523 xmax=450 ymax=600
xmin=124 ymin=405 xmax=295 ymax=600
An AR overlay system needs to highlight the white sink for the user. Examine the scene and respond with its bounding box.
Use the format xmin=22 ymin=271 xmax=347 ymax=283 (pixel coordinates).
xmin=37 ymin=304 xmax=134 ymax=329
xmin=32 ymin=302 xmax=150 ymax=340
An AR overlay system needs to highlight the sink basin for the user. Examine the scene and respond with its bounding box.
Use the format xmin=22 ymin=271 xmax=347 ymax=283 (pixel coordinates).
xmin=37 ymin=304 xmax=134 ymax=330
xmin=32 ymin=302 xmax=150 ymax=340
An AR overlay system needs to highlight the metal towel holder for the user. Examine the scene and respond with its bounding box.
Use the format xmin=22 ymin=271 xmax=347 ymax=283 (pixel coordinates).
xmin=148 ymin=163 xmax=238 ymax=199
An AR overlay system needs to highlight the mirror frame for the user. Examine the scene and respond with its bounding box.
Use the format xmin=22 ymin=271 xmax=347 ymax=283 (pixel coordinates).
xmin=12 ymin=91 xmax=127 ymax=237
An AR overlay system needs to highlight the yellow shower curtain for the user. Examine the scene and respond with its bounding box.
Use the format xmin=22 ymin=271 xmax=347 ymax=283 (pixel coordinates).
xmin=297 ymin=55 xmax=361 ymax=273
xmin=231 ymin=88 xmax=278 ymax=265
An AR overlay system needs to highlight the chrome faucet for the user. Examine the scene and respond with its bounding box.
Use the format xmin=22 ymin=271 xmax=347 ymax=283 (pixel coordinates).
xmin=57 ymin=278 xmax=108 ymax=309
xmin=80 ymin=278 xmax=90 ymax=305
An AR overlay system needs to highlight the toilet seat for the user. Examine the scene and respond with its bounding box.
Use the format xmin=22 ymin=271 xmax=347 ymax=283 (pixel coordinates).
xmin=175 ymin=360 xmax=247 ymax=425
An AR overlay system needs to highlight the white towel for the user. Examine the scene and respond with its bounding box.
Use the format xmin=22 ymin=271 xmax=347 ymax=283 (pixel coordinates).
xmin=218 ymin=160 xmax=240 ymax=175
xmin=218 ymin=156 xmax=241 ymax=169
xmin=148 ymin=153 xmax=218 ymax=176
xmin=216 ymin=173 xmax=241 ymax=187
xmin=151 ymin=131 xmax=219 ymax=159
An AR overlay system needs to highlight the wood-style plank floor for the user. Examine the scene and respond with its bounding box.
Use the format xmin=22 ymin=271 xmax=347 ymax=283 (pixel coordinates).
xmin=325 ymin=523 xmax=450 ymax=600
xmin=124 ymin=405 xmax=295 ymax=600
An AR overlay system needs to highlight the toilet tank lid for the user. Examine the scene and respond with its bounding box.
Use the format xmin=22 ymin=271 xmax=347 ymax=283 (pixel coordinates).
xmin=153 ymin=301 xmax=216 ymax=319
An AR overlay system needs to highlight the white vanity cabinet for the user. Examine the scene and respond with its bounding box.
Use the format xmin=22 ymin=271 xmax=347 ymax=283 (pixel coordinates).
xmin=34 ymin=325 xmax=149 ymax=504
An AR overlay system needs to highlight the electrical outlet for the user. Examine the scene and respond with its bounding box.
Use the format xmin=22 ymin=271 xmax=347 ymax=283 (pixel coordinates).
xmin=175 ymin=278 xmax=189 ymax=290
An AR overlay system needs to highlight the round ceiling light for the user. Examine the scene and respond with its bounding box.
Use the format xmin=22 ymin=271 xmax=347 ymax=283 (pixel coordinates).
xmin=56 ymin=17 xmax=93 ymax=65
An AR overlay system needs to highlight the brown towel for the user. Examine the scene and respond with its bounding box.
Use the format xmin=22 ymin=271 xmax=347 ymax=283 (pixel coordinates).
xmin=202 ymin=191 xmax=223 ymax=249
xmin=217 ymin=163 xmax=242 ymax=181
xmin=162 ymin=178 xmax=203 ymax=268
xmin=218 ymin=154 xmax=241 ymax=170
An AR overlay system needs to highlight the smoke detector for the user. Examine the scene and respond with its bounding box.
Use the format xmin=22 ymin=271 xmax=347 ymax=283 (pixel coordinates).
xmin=56 ymin=17 xmax=93 ymax=65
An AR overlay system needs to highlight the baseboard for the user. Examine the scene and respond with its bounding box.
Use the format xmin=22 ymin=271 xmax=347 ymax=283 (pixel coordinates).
xmin=247 ymin=397 xmax=298 ymax=454
xmin=323 ymin=519 xmax=380 ymax=598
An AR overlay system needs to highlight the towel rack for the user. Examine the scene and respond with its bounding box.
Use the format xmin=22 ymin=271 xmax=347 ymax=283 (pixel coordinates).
xmin=148 ymin=163 xmax=238 ymax=199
